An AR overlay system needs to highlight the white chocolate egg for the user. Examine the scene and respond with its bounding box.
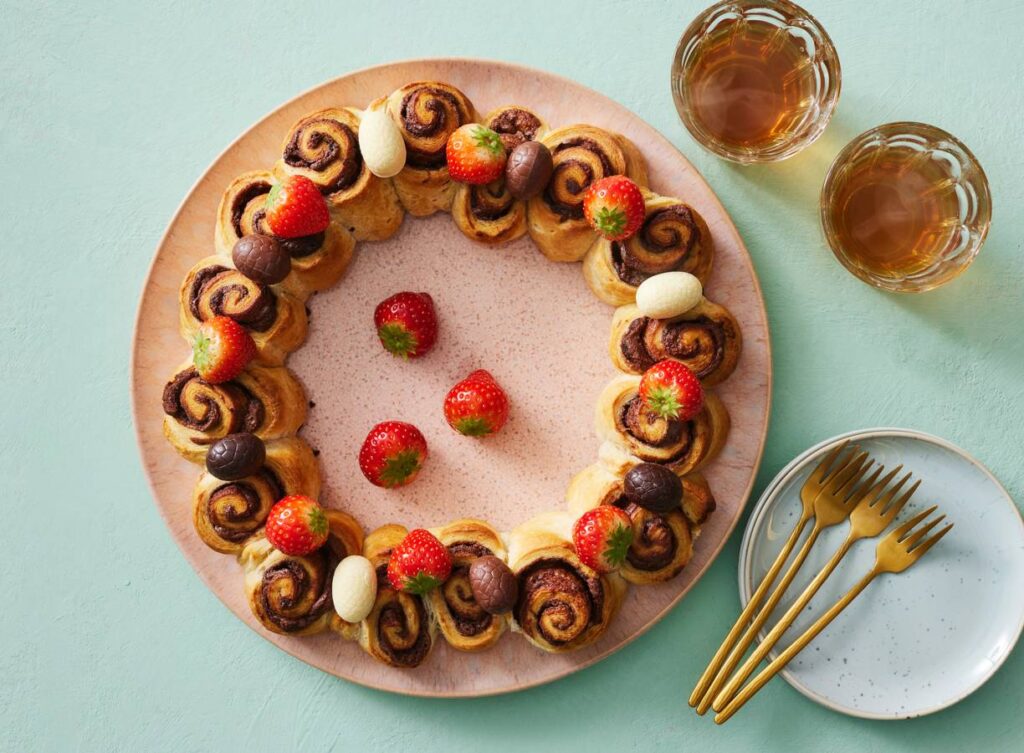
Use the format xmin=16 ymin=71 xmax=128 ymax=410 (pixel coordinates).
xmin=358 ymin=109 xmax=406 ymax=178
xmin=635 ymin=271 xmax=703 ymax=319
xmin=331 ymin=555 xmax=377 ymax=623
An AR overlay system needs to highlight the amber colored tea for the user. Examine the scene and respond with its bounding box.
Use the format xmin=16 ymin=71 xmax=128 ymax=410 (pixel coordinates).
xmin=684 ymin=19 xmax=818 ymax=152
xmin=825 ymin=149 xmax=961 ymax=278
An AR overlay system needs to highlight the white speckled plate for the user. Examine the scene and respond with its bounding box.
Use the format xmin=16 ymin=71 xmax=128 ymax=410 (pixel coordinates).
xmin=739 ymin=428 xmax=1024 ymax=719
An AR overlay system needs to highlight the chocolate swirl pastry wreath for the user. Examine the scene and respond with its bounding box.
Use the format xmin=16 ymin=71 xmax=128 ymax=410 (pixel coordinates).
xmin=157 ymin=78 xmax=745 ymax=671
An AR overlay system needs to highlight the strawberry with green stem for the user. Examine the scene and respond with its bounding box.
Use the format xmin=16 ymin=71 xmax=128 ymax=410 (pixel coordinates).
xmin=582 ymin=175 xmax=646 ymax=241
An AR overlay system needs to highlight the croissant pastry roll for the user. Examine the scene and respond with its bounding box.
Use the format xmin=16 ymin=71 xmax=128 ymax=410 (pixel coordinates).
xmin=325 ymin=509 xmax=368 ymax=640
xmin=384 ymin=82 xmax=477 ymax=217
xmin=595 ymin=374 xmax=730 ymax=476
xmin=507 ymin=511 xmax=625 ymax=653
xmin=213 ymin=169 xmax=355 ymax=298
xmin=357 ymin=524 xmax=436 ymax=668
xmin=274 ymin=108 xmax=403 ymax=242
xmin=192 ymin=436 xmax=320 ymax=554
xmin=566 ymin=456 xmax=716 ymax=584
xmin=583 ymin=191 xmax=714 ymax=305
xmin=423 ymin=519 xmax=507 ymax=651
xmin=161 ymin=361 xmax=307 ymax=463
xmin=609 ymin=299 xmax=741 ymax=385
xmin=485 ymin=104 xmax=548 ymax=152
xmin=527 ymin=124 xmax=649 ymax=263
xmin=178 ymin=255 xmax=308 ymax=366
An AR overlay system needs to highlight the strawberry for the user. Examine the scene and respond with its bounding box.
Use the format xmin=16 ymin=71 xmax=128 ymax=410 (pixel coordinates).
xmin=358 ymin=421 xmax=428 ymax=488
xmin=191 ymin=315 xmax=256 ymax=384
xmin=373 ymin=291 xmax=438 ymax=359
xmin=582 ymin=175 xmax=646 ymax=241
xmin=443 ymin=369 xmax=510 ymax=437
xmin=446 ymin=124 xmax=507 ymax=184
xmin=386 ymin=528 xmax=453 ymax=594
xmin=265 ymin=495 xmax=329 ymax=556
xmin=638 ymin=359 xmax=704 ymax=421
xmin=264 ymin=175 xmax=330 ymax=238
xmin=572 ymin=506 xmax=635 ymax=573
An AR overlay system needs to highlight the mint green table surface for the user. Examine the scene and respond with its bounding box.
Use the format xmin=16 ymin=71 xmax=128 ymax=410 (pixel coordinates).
xmin=3 ymin=1 xmax=1021 ymax=750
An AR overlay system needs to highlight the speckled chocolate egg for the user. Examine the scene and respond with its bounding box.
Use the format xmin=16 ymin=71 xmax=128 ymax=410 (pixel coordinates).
xmin=205 ymin=432 xmax=266 ymax=480
xmin=468 ymin=555 xmax=518 ymax=614
xmin=623 ymin=463 xmax=683 ymax=513
xmin=232 ymin=234 xmax=291 ymax=285
xmin=505 ymin=140 xmax=553 ymax=200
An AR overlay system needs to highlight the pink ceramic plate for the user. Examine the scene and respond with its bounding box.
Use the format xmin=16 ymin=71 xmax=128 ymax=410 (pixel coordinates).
xmin=131 ymin=58 xmax=771 ymax=696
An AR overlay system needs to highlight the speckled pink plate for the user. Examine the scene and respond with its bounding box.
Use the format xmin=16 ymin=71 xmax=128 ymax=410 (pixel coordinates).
xmin=131 ymin=58 xmax=771 ymax=697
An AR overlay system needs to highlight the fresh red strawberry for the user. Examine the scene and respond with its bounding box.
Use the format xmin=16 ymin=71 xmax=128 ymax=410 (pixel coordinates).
xmin=638 ymin=359 xmax=704 ymax=421
xmin=582 ymin=175 xmax=646 ymax=241
xmin=264 ymin=175 xmax=330 ymax=238
xmin=446 ymin=124 xmax=507 ymax=184
xmin=443 ymin=369 xmax=510 ymax=437
xmin=264 ymin=495 xmax=329 ymax=556
xmin=572 ymin=506 xmax=635 ymax=573
xmin=386 ymin=528 xmax=453 ymax=594
xmin=191 ymin=315 xmax=256 ymax=384
xmin=373 ymin=291 xmax=438 ymax=359
xmin=358 ymin=421 xmax=428 ymax=488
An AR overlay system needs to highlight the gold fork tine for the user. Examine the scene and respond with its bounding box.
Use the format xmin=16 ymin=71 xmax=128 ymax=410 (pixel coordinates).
xmin=828 ymin=452 xmax=871 ymax=498
xmin=903 ymin=514 xmax=946 ymax=549
xmin=688 ymin=441 xmax=859 ymax=710
xmin=714 ymin=508 xmax=952 ymax=723
xmin=888 ymin=479 xmax=921 ymax=518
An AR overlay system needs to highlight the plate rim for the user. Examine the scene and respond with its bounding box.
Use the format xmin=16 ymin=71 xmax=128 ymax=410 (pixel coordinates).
xmin=129 ymin=56 xmax=774 ymax=697
xmin=738 ymin=426 xmax=1024 ymax=719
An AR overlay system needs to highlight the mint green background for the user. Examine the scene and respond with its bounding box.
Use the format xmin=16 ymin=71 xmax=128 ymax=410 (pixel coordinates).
xmin=3 ymin=1 xmax=1021 ymax=750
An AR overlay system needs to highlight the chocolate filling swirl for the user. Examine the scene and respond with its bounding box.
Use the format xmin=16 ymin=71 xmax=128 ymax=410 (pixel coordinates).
xmin=613 ymin=497 xmax=678 ymax=572
xmin=162 ymin=367 xmax=263 ymax=441
xmin=611 ymin=204 xmax=703 ymax=286
xmin=544 ymin=137 xmax=615 ymax=220
xmin=189 ymin=264 xmax=278 ymax=332
xmin=258 ymin=549 xmax=334 ymax=633
xmin=469 ymin=180 xmax=516 ymax=220
xmin=515 ymin=558 xmax=604 ymax=647
xmin=399 ymin=85 xmax=471 ymax=169
xmin=440 ymin=542 xmax=494 ymax=637
xmin=619 ymin=315 xmax=726 ymax=380
xmin=488 ymin=107 xmax=542 ymax=152
xmin=622 ymin=397 xmax=687 ymax=451
xmin=375 ymin=565 xmax=432 ymax=666
xmin=206 ymin=470 xmax=283 ymax=544
xmin=282 ymin=115 xmax=363 ymax=194
xmin=227 ymin=178 xmax=324 ymax=258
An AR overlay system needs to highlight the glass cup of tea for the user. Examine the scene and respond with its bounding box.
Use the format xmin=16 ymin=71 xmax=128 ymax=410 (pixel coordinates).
xmin=820 ymin=122 xmax=992 ymax=293
xmin=671 ymin=0 xmax=841 ymax=163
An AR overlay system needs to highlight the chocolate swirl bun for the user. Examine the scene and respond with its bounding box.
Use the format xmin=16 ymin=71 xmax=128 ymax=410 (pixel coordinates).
xmin=384 ymin=82 xmax=476 ymax=217
xmin=584 ymin=192 xmax=714 ymax=305
xmin=162 ymin=362 xmax=307 ymax=463
xmin=527 ymin=125 xmax=649 ymax=262
xmin=192 ymin=437 xmax=319 ymax=554
xmin=241 ymin=536 xmax=335 ymax=635
xmin=274 ymin=108 xmax=403 ymax=242
xmin=451 ymin=179 xmax=527 ymax=245
xmin=485 ymin=105 xmax=547 ymax=153
xmin=609 ymin=299 xmax=741 ymax=386
xmin=214 ymin=170 xmax=355 ymax=298
xmin=357 ymin=525 xmax=435 ymax=668
xmin=595 ymin=375 xmax=730 ymax=476
xmin=424 ymin=519 xmax=507 ymax=651
xmin=179 ymin=256 xmax=308 ymax=366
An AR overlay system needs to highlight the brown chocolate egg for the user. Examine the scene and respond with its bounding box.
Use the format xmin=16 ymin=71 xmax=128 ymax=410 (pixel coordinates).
xmin=505 ymin=140 xmax=554 ymax=200
xmin=232 ymin=234 xmax=291 ymax=285
xmin=205 ymin=432 xmax=267 ymax=480
xmin=468 ymin=555 xmax=518 ymax=614
xmin=623 ymin=463 xmax=683 ymax=513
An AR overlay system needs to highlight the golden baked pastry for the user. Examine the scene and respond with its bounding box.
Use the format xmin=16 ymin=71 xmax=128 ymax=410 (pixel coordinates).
xmin=527 ymin=125 xmax=648 ymax=262
xmin=609 ymin=299 xmax=741 ymax=385
xmin=192 ymin=436 xmax=320 ymax=554
xmin=357 ymin=524 xmax=436 ymax=668
xmin=161 ymin=361 xmax=307 ymax=463
xmin=424 ymin=519 xmax=508 ymax=651
xmin=212 ymin=169 xmax=356 ymax=297
xmin=595 ymin=374 xmax=730 ymax=475
xmin=384 ymin=82 xmax=477 ymax=216
xmin=484 ymin=104 xmax=548 ymax=151
xmin=450 ymin=180 xmax=527 ymax=245
xmin=178 ymin=255 xmax=308 ymax=366
xmin=506 ymin=511 xmax=625 ymax=653
xmin=583 ymin=191 xmax=713 ymax=305
xmin=274 ymin=107 xmax=404 ymax=242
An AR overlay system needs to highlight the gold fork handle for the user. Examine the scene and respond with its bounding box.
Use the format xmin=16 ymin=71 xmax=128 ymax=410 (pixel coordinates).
xmin=712 ymin=535 xmax=856 ymax=711
xmin=688 ymin=514 xmax=810 ymax=708
xmin=714 ymin=570 xmax=879 ymax=724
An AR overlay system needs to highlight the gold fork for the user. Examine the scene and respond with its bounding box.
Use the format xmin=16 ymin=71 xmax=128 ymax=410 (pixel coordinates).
xmin=711 ymin=463 xmax=920 ymax=711
xmin=691 ymin=442 xmax=870 ymax=713
xmin=714 ymin=506 xmax=953 ymax=723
